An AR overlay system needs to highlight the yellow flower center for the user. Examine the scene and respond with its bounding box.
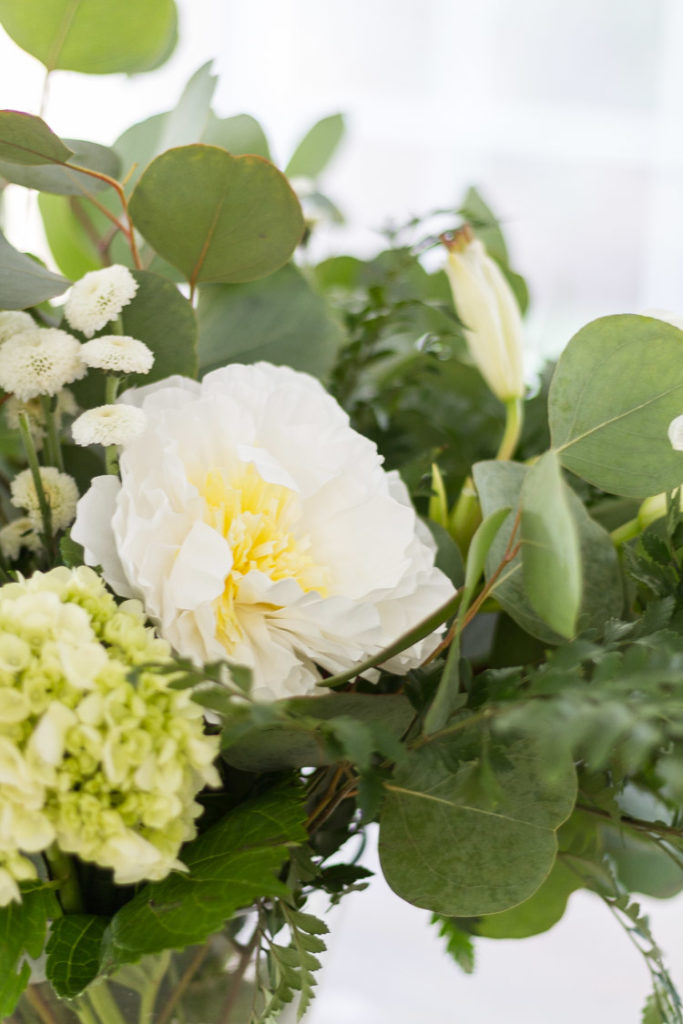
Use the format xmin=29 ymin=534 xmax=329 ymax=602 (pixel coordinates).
xmin=197 ymin=463 xmax=328 ymax=650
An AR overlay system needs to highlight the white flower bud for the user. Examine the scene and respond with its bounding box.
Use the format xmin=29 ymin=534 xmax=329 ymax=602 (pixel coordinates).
xmin=10 ymin=467 xmax=79 ymax=532
xmin=0 ymin=311 xmax=34 ymax=345
xmin=668 ymin=415 xmax=683 ymax=451
xmin=0 ymin=329 xmax=86 ymax=401
xmin=80 ymin=334 xmax=154 ymax=375
xmin=64 ymin=265 xmax=138 ymax=337
xmin=72 ymin=405 xmax=147 ymax=447
xmin=444 ymin=226 xmax=525 ymax=402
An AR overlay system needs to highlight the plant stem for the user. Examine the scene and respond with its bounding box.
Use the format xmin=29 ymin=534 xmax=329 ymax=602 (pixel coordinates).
xmin=137 ymin=950 xmax=171 ymax=1024
xmin=44 ymin=844 xmax=83 ymax=914
xmin=155 ymin=945 xmax=210 ymax=1024
xmin=495 ymin=396 xmax=524 ymax=461
xmin=18 ymin=412 xmax=53 ymax=554
xmin=105 ymin=376 xmax=120 ymax=475
xmin=39 ymin=396 xmax=64 ymax=471
xmin=22 ymin=985 xmax=59 ymax=1024
xmin=86 ymin=982 xmax=128 ymax=1024
xmin=66 ymin=163 xmax=142 ymax=269
xmin=218 ymin=925 xmax=260 ymax=1024
xmin=610 ymin=517 xmax=640 ymax=548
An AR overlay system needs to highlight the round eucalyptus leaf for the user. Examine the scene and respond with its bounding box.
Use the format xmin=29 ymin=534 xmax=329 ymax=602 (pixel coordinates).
xmin=129 ymin=145 xmax=304 ymax=286
xmin=0 ymin=0 xmax=178 ymax=74
xmin=0 ymin=139 xmax=120 ymax=194
xmin=0 ymin=110 xmax=72 ymax=166
xmin=0 ymin=230 xmax=70 ymax=309
xmin=121 ymin=270 xmax=197 ymax=384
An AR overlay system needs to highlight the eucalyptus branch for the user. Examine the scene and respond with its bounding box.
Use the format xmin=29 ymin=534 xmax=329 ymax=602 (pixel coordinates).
xmin=64 ymin=161 xmax=142 ymax=269
xmin=576 ymin=802 xmax=683 ymax=840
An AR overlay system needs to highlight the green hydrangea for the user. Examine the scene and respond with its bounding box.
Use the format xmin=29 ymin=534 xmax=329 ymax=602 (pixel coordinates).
xmin=0 ymin=566 xmax=220 ymax=904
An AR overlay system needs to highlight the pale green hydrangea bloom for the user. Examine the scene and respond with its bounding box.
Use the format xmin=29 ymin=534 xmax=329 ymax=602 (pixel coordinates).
xmin=0 ymin=565 xmax=220 ymax=904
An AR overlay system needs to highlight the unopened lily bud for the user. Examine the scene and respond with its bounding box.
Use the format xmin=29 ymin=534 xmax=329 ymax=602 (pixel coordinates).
xmin=428 ymin=463 xmax=449 ymax=529
xmin=443 ymin=226 xmax=525 ymax=402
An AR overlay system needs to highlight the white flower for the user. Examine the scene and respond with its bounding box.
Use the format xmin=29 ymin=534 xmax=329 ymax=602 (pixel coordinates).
xmin=0 ymin=517 xmax=40 ymax=561
xmin=64 ymin=266 xmax=138 ymax=338
xmin=72 ymin=363 xmax=455 ymax=701
xmin=11 ymin=468 xmax=79 ymax=532
xmin=0 ymin=311 xmax=34 ymax=345
xmin=5 ymin=389 xmax=79 ymax=450
xmin=0 ymin=329 xmax=86 ymax=401
xmin=444 ymin=226 xmax=525 ymax=401
xmin=72 ymin=405 xmax=147 ymax=447
xmin=669 ymin=415 xmax=683 ymax=451
xmin=81 ymin=335 xmax=154 ymax=375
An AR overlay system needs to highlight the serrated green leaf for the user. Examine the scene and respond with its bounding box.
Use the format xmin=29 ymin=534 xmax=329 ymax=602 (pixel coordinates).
xmin=378 ymin=734 xmax=576 ymax=916
xmin=285 ymin=114 xmax=345 ymax=179
xmin=431 ymin=915 xmax=475 ymax=974
xmin=0 ymin=0 xmax=178 ymax=75
xmin=129 ymin=145 xmax=304 ymax=286
xmin=550 ymin=314 xmax=683 ymax=498
xmin=46 ymin=915 xmax=108 ymax=998
xmin=102 ymin=784 xmax=306 ymax=968
xmin=0 ymin=230 xmax=70 ymax=309
xmin=0 ymin=882 xmax=61 ymax=1017
xmin=0 ymin=110 xmax=72 ymax=165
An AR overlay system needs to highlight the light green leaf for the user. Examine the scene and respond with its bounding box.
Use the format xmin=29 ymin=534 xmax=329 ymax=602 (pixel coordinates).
xmin=121 ymin=270 xmax=197 ymax=384
xmin=285 ymin=113 xmax=345 ymax=179
xmin=38 ymin=192 xmax=102 ymax=279
xmin=378 ymin=735 xmax=576 ymax=916
xmin=0 ymin=882 xmax=61 ymax=1018
xmin=129 ymin=145 xmax=304 ymax=286
xmin=0 ymin=0 xmax=178 ymax=74
xmin=202 ymin=111 xmax=271 ymax=160
xmin=472 ymin=460 xmax=623 ymax=643
xmin=155 ymin=61 xmax=217 ymax=155
xmin=46 ymin=915 xmax=108 ymax=998
xmin=474 ymin=857 xmax=581 ymax=938
xmin=550 ymin=314 xmax=683 ymax=498
xmin=0 ymin=138 xmax=120 ymax=194
xmin=198 ymin=263 xmax=343 ymax=380
xmin=0 ymin=110 xmax=72 ymax=165
xmin=462 ymin=506 xmax=511 ymax=611
xmin=0 ymin=230 xmax=70 ymax=309
xmin=102 ymin=783 xmax=306 ymax=967
xmin=520 ymin=450 xmax=582 ymax=639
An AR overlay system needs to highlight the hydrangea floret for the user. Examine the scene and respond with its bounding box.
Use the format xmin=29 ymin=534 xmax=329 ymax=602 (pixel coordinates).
xmin=64 ymin=266 xmax=139 ymax=338
xmin=0 ymin=329 xmax=86 ymax=401
xmin=0 ymin=565 xmax=220 ymax=904
xmin=10 ymin=467 xmax=79 ymax=532
xmin=81 ymin=335 xmax=154 ymax=375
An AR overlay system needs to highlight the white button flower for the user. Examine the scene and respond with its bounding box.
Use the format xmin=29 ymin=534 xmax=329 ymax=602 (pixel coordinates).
xmin=668 ymin=414 xmax=683 ymax=451
xmin=0 ymin=517 xmax=40 ymax=561
xmin=81 ymin=334 xmax=154 ymax=375
xmin=72 ymin=405 xmax=147 ymax=447
xmin=64 ymin=265 xmax=138 ymax=338
xmin=0 ymin=311 xmax=34 ymax=345
xmin=0 ymin=328 xmax=86 ymax=401
xmin=72 ymin=363 xmax=455 ymax=701
xmin=10 ymin=467 xmax=79 ymax=532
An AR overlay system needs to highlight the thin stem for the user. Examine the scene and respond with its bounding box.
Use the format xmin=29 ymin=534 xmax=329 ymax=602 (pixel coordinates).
xmin=66 ymin=162 xmax=142 ymax=269
xmin=39 ymin=396 xmax=64 ymax=472
xmin=86 ymin=982 xmax=127 ymax=1024
xmin=44 ymin=844 xmax=83 ymax=914
xmin=137 ymin=950 xmax=171 ymax=1024
xmin=105 ymin=376 xmax=120 ymax=475
xmin=610 ymin=517 xmax=640 ymax=548
xmin=576 ymin=801 xmax=683 ymax=840
xmin=155 ymin=945 xmax=211 ymax=1024
xmin=70 ymin=998 xmax=99 ymax=1024
xmin=495 ymin=396 xmax=524 ymax=461
xmin=38 ymin=70 xmax=52 ymax=119
xmin=22 ymin=986 xmax=59 ymax=1024
xmin=18 ymin=412 xmax=53 ymax=552
xmin=218 ymin=924 xmax=260 ymax=1024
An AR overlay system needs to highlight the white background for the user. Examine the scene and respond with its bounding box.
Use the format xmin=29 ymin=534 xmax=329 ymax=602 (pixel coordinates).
xmin=2 ymin=1 xmax=683 ymax=1020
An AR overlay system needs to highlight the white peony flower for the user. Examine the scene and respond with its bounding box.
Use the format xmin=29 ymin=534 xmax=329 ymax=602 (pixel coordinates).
xmin=11 ymin=467 xmax=79 ymax=532
xmin=72 ymin=404 xmax=147 ymax=447
xmin=0 ymin=329 xmax=86 ymax=401
xmin=81 ymin=335 xmax=154 ymax=375
xmin=0 ymin=311 xmax=34 ymax=345
xmin=72 ymin=363 xmax=455 ymax=701
xmin=64 ymin=265 xmax=138 ymax=338
xmin=668 ymin=414 xmax=683 ymax=451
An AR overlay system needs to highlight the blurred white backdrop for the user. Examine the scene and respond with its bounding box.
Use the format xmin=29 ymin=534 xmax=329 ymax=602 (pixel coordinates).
xmin=2 ymin=1 xmax=683 ymax=1020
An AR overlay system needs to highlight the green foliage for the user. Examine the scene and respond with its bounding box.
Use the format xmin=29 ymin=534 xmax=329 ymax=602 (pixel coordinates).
xmin=45 ymin=914 xmax=109 ymax=998
xmin=0 ymin=882 xmax=61 ymax=1017
xmin=122 ymin=270 xmax=198 ymax=383
xmin=285 ymin=113 xmax=345 ymax=179
xmin=0 ymin=138 xmax=120 ymax=194
xmin=473 ymin=858 xmax=581 ymax=938
xmin=0 ymin=110 xmax=72 ymax=165
xmin=102 ymin=783 xmax=306 ymax=968
xmin=255 ymin=904 xmax=329 ymax=1022
xmin=0 ymin=0 xmax=178 ymax=74
xmin=128 ymin=145 xmax=304 ymax=286
xmin=0 ymin=230 xmax=69 ymax=308
xmin=431 ymin=915 xmax=476 ymax=973
xmin=550 ymin=314 xmax=683 ymax=498
xmin=378 ymin=733 xmax=576 ymax=916
xmin=198 ymin=263 xmax=344 ymax=380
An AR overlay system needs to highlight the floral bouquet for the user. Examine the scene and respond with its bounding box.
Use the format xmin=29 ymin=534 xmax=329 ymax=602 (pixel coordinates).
xmin=1 ymin=2 xmax=683 ymax=1022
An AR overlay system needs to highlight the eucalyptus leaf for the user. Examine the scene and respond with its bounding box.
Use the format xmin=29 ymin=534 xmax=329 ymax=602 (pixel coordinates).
xmin=550 ymin=314 xmax=683 ymax=498
xmin=37 ymin=193 xmax=102 ymax=279
xmin=0 ymin=110 xmax=72 ymax=166
xmin=102 ymin=783 xmax=306 ymax=967
xmin=202 ymin=111 xmax=271 ymax=160
xmin=46 ymin=915 xmax=109 ymax=998
xmin=0 ymin=230 xmax=70 ymax=309
xmin=473 ymin=857 xmax=581 ymax=938
xmin=121 ymin=270 xmax=198 ymax=384
xmin=0 ymin=0 xmax=178 ymax=74
xmin=0 ymin=139 xmax=120 ymax=195
xmin=129 ymin=145 xmax=304 ymax=286
xmin=378 ymin=734 xmax=576 ymax=916
xmin=198 ymin=263 xmax=344 ymax=379
xmin=285 ymin=113 xmax=345 ymax=179
xmin=520 ymin=450 xmax=582 ymax=639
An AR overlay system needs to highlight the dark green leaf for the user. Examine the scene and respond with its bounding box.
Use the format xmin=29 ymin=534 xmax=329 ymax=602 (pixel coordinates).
xmin=0 ymin=110 xmax=72 ymax=165
xmin=474 ymin=857 xmax=581 ymax=938
xmin=0 ymin=882 xmax=61 ymax=1018
xmin=285 ymin=114 xmax=345 ymax=179
xmin=121 ymin=270 xmax=198 ymax=384
xmin=198 ymin=263 xmax=343 ymax=380
xmin=46 ymin=915 xmax=108 ymax=998
xmin=128 ymin=145 xmax=304 ymax=286
xmin=102 ymin=784 xmax=306 ymax=967
xmin=0 ymin=0 xmax=178 ymax=74
xmin=431 ymin=915 xmax=475 ymax=973
xmin=0 ymin=230 xmax=70 ymax=309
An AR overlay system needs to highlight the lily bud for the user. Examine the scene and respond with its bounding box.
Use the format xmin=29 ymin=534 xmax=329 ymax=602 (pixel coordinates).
xmin=443 ymin=226 xmax=525 ymax=402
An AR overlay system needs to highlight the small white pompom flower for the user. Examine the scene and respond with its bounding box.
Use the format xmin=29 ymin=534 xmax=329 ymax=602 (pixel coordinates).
xmin=0 ymin=329 xmax=86 ymax=401
xmin=64 ymin=266 xmax=138 ymax=338
xmin=10 ymin=467 xmax=79 ymax=531
xmin=668 ymin=415 xmax=683 ymax=451
xmin=72 ymin=405 xmax=147 ymax=447
xmin=0 ymin=517 xmax=40 ymax=561
xmin=81 ymin=335 xmax=154 ymax=375
xmin=0 ymin=311 xmax=34 ymax=345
